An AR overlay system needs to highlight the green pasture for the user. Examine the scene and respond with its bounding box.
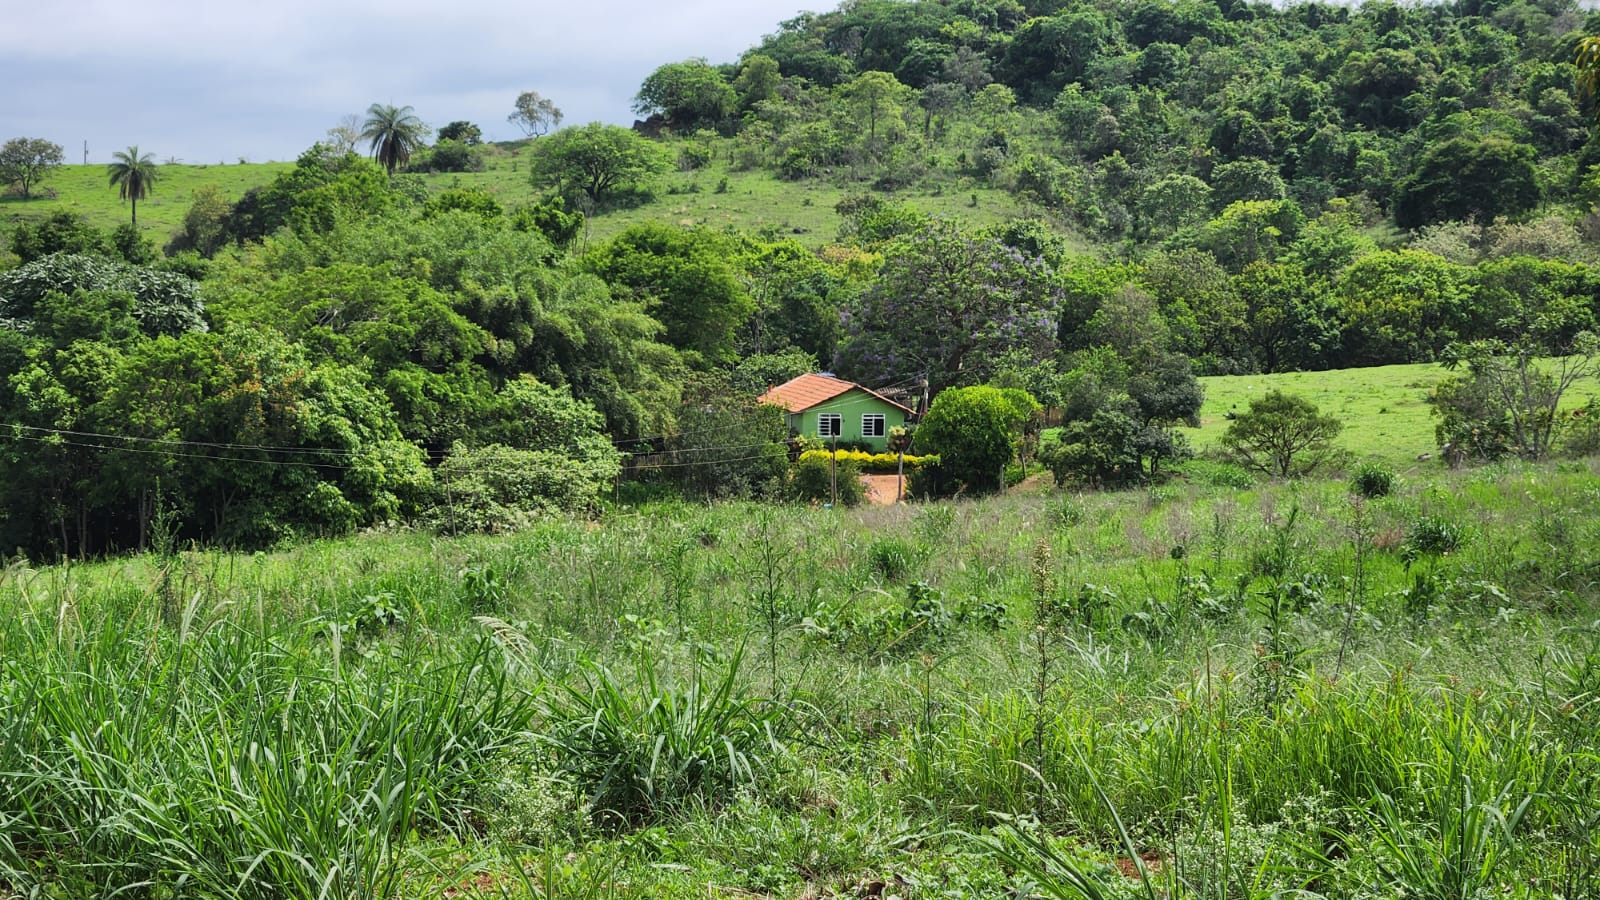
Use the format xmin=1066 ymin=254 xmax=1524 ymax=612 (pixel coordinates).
xmin=335 ymin=140 xmax=1045 ymax=250
xmin=2 ymin=140 xmax=1044 ymax=253
xmin=1191 ymin=363 xmax=1452 ymax=466
xmin=1187 ymin=361 xmax=1600 ymax=467
xmin=0 ymin=161 xmax=292 ymax=245
xmin=584 ymin=162 xmax=1041 ymax=250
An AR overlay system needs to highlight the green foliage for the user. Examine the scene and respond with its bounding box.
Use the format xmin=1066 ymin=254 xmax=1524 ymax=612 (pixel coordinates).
xmin=1222 ymin=389 xmax=1345 ymax=477
xmin=1433 ymin=334 xmax=1600 ymax=462
xmin=1405 ymin=514 xmax=1470 ymax=557
xmin=915 ymin=384 xmax=1033 ymax=494
xmin=0 ymin=457 xmax=1599 ymax=894
xmin=421 ymin=187 xmax=503 ymax=222
xmin=9 ymin=211 xmax=110 ymax=262
xmin=1563 ymin=398 xmax=1600 ymax=458
xmin=1044 ymin=402 xmax=1190 ymax=487
xmin=429 ymin=442 xmax=615 ymax=534
xmin=584 ymin=223 xmax=753 ymax=364
xmin=105 ymin=145 xmax=158 ymax=225
xmin=788 ymin=452 xmax=864 ymax=507
xmin=866 ymin=536 xmax=924 ymax=583
xmin=406 ymin=139 xmax=485 ymax=174
xmin=0 ymin=608 xmax=532 ymax=897
xmin=649 ymin=373 xmax=789 ymax=500
xmin=635 ymin=59 xmax=737 ymax=132
xmin=730 ymin=348 xmax=816 ymax=396
xmin=1394 ymin=137 xmax=1542 ymax=230
xmin=437 ymin=121 xmax=483 ymax=146
xmin=511 ymin=195 xmax=584 ymax=251
xmin=508 ymin=90 xmax=563 ymax=137
xmin=807 ymin=580 xmax=976 ymax=658
xmin=528 ymin=123 xmax=670 ymax=205
xmin=835 ymin=218 xmax=1059 ymax=395
xmin=0 ymin=252 xmax=205 ymax=337
xmin=0 ymin=137 xmax=65 ymax=199
xmin=223 ymin=146 xmax=397 ymax=243
xmin=1352 ymin=462 xmax=1397 ymax=498
xmin=541 ymin=647 xmax=778 ymax=826
xmin=168 ymin=183 xmax=232 ymax=257
xmin=360 ymin=103 xmax=429 ymax=175
xmin=428 ymin=378 xmax=620 ymax=533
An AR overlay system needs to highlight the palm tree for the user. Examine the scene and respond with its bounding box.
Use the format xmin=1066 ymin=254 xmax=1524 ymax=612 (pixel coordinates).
xmin=106 ymin=145 xmax=159 ymax=226
xmin=361 ymin=103 xmax=429 ymax=175
xmin=1579 ymin=36 xmax=1600 ymax=119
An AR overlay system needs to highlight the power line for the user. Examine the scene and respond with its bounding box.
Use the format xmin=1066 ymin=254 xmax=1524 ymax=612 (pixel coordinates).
xmin=4 ymin=423 xmax=370 ymax=458
xmin=0 ymin=423 xmax=793 ymax=474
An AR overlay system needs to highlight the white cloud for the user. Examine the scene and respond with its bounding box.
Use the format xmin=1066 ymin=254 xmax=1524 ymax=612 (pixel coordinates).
xmin=1 ymin=0 xmax=820 ymax=162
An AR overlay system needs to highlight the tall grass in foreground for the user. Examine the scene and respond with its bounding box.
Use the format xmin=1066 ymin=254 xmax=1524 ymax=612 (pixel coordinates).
xmin=0 ymin=460 xmax=1596 ymax=897
xmin=0 ymin=582 xmax=533 ymax=897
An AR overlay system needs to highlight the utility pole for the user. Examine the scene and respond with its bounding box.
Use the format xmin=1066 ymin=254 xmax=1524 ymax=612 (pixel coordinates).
xmin=83 ymin=141 xmax=88 ymax=165
xmin=829 ymin=434 xmax=838 ymax=507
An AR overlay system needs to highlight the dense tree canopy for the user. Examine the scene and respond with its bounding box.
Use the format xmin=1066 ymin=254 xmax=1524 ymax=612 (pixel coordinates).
xmin=634 ymin=59 xmax=738 ymax=131
xmin=6 ymin=0 xmax=1600 ymax=556
xmin=835 ymin=217 xmax=1060 ymax=395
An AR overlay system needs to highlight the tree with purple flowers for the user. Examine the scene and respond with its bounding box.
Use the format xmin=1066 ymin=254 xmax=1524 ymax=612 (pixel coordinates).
xmin=833 ymin=218 xmax=1060 ymax=397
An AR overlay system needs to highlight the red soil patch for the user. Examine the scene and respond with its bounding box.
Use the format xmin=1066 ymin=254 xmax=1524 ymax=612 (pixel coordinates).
xmin=861 ymin=474 xmax=905 ymax=505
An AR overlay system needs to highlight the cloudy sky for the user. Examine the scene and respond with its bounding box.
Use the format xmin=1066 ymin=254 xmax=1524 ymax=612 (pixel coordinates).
xmin=3 ymin=0 xmax=821 ymax=165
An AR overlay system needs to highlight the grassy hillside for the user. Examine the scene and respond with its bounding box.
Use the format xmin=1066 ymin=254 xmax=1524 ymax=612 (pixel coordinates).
xmin=1186 ymin=361 xmax=1600 ymax=467
xmin=0 ymin=160 xmax=292 ymax=244
xmin=1 ymin=141 xmax=1041 ymax=253
xmin=1192 ymin=363 xmax=1454 ymax=465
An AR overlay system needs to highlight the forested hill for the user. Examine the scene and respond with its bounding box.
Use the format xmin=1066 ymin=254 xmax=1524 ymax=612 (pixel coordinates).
xmin=4 ymin=0 xmax=1600 ymax=558
xmin=656 ymin=0 xmax=1598 ymax=239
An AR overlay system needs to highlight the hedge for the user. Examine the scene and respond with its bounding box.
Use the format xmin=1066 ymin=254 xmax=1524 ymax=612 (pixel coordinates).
xmin=797 ymin=449 xmax=939 ymax=475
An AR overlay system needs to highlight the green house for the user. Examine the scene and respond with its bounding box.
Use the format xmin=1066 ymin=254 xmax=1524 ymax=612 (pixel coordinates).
xmin=758 ymin=374 xmax=915 ymax=451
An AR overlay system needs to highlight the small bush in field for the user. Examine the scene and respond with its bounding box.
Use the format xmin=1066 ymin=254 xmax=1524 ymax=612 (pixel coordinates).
xmin=484 ymin=752 xmax=588 ymax=847
xmin=1405 ymin=515 xmax=1469 ymax=556
xmin=1564 ymin=399 xmax=1600 ymax=457
xmin=866 ymin=537 xmax=922 ymax=583
xmin=540 ymin=647 xmax=779 ymax=826
xmin=1180 ymin=458 xmax=1256 ymax=489
xmin=1352 ymin=462 xmax=1396 ymax=498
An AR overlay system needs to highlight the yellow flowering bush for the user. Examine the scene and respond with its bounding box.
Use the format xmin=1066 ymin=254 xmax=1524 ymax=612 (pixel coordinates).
xmin=797 ymin=449 xmax=938 ymax=474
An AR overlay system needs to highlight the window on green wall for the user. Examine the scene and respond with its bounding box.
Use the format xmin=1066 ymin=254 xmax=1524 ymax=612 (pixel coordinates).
xmin=862 ymin=413 xmax=886 ymax=438
xmin=818 ymin=413 xmax=841 ymax=437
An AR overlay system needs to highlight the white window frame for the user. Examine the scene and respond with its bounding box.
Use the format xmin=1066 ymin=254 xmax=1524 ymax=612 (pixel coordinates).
xmin=817 ymin=413 xmax=842 ymax=437
xmin=862 ymin=413 xmax=886 ymax=438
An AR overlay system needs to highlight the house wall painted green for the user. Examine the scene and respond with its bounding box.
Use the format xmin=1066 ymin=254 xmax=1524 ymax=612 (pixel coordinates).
xmin=789 ymin=389 xmax=908 ymax=451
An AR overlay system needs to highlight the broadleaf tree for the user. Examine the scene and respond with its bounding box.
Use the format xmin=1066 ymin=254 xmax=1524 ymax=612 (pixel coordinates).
xmin=0 ymin=137 xmax=65 ymax=199
xmin=508 ymin=90 xmax=564 ymax=137
xmin=1222 ymin=390 xmax=1345 ymax=477
xmin=528 ymin=123 xmax=670 ymax=206
xmin=835 ymin=218 xmax=1060 ymax=396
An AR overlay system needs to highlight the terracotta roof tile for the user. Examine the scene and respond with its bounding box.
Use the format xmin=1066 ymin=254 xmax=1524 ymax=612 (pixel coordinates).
xmin=758 ymin=374 xmax=856 ymax=412
xmin=758 ymin=374 xmax=915 ymax=415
